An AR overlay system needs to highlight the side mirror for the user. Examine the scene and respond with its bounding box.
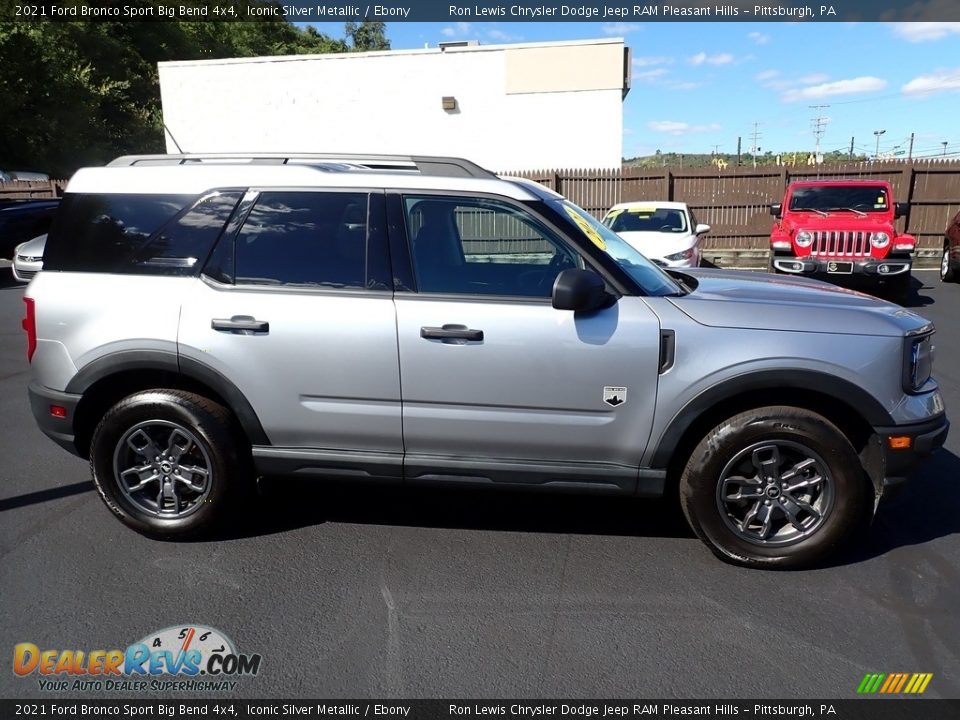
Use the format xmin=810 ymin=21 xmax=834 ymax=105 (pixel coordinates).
xmin=770 ymin=203 xmax=782 ymax=219
xmin=894 ymin=202 xmax=908 ymax=219
xmin=695 ymin=223 xmax=711 ymax=236
xmin=552 ymin=269 xmax=613 ymax=312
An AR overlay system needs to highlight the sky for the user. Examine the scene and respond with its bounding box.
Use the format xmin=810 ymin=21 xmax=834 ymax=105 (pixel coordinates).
xmin=307 ymin=20 xmax=960 ymax=160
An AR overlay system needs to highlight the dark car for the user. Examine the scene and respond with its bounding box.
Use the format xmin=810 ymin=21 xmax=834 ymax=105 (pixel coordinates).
xmin=0 ymin=170 xmax=50 ymax=183
xmin=943 ymin=210 xmax=960 ymax=283
xmin=0 ymin=199 xmax=59 ymax=259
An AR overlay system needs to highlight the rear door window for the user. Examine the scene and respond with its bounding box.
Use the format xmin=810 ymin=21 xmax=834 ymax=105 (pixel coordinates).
xmin=233 ymin=191 xmax=370 ymax=289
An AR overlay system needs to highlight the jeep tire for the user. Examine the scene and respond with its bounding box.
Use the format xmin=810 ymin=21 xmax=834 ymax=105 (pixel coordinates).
xmin=679 ymin=406 xmax=868 ymax=569
xmin=90 ymin=390 xmax=250 ymax=538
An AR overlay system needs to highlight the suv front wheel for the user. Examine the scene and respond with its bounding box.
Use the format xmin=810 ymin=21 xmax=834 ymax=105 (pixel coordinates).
xmin=679 ymin=406 xmax=868 ymax=568
xmin=90 ymin=390 xmax=250 ymax=538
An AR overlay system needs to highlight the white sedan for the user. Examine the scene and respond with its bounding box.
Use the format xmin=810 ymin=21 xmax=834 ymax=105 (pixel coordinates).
xmin=601 ymin=201 xmax=709 ymax=268
xmin=12 ymin=234 xmax=45 ymax=283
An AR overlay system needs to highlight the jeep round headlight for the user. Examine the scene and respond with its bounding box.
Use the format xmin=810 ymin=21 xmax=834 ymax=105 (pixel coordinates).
xmin=871 ymin=232 xmax=890 ymax=248
xmin=795 ymin=230 xmax=813 ymax=247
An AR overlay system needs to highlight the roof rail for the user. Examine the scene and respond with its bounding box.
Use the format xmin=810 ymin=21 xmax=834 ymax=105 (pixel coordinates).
xmin=107 ymin=153 xmax=497 ymax=179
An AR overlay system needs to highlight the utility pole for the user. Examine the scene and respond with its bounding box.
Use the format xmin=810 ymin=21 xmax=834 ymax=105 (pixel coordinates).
xmin=908 ymin=132 xmax=915 ymax=161
xmin=874 ymin=129 xmax=886 ymax=159
xmin=809 ymin=104 xmax=830 ymax=164
xmin=749 ymin=122 xmax=762 ymax=169
xmin=849 ymin=136 xmax=854 ymax=160
xmin=736 ymin=136 xmax=742 ymax=166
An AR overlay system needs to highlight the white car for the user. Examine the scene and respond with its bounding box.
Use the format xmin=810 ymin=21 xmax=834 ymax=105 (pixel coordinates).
xmin=12 ymin=234 xmax=46 ymax=283
xmin=601 ymin=201 xmax=709 ymax=268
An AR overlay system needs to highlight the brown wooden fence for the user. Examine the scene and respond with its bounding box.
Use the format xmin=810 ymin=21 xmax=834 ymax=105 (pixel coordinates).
xmin=504 ymin=159 xmax=960 ymax=265
xmin=0 ymin=180 xmax=67 ymax=200
xmin=6 ymin=162 xmax=959 ymax=267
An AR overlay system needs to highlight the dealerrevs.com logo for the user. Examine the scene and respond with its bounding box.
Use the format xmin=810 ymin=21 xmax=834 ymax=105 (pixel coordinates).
xmin=13 ymin=624 xmax=262 ymax=692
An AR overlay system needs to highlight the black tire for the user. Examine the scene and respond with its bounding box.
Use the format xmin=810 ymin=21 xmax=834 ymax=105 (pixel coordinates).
xmin=90 ymin=390 xmax=251 ymax=538
xmin=942 ymin=241 xmax=957 ymax=283
xmin=679 ymin=406 xmax=869 ymax=569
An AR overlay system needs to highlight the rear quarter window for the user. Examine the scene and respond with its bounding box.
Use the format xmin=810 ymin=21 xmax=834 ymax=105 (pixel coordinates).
xmin=44 ymin=192 xmax=241 ymax=275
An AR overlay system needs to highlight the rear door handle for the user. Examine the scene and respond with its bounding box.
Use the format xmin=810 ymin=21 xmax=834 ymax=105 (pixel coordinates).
xmin=211 ymin=316 xmax=270 ymax=333
xmin=420 ymin=324 xmax=484 ymax=341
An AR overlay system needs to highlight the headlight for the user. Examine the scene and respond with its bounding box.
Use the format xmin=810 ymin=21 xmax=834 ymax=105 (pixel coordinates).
xmin=664 ymin=248 xmax=694 ymax=261
xmin=795 ymin=230 xmax=813 ymax=247
xmin=903 ymin=329 xmax=935 ymax=392
xmin=872 ymin=232 xmax=890 ymax=248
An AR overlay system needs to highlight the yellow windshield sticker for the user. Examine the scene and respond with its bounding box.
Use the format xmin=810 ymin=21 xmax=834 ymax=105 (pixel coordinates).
xmin=564 ymin=205 xmax=606 ymax=250
xmin=606 ymin=209 xmax=625 ymax=219
xmin=630 ymin=207 xmax=657 ymax=213
xmin=877 ymin=196 xmax=885 ymax=204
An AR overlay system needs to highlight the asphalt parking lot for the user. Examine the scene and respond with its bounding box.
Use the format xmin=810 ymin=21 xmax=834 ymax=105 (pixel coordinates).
xmin=1 ymin=268 xmax=958 ymax=700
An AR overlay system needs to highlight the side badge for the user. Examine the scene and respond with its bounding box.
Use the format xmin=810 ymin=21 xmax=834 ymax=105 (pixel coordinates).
xmin=603 ymin=386 xmax=627 ymax=407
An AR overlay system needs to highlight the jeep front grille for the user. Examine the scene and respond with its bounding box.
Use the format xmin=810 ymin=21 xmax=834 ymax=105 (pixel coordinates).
xmin=809 ymin=231 xmax=872 ymax=258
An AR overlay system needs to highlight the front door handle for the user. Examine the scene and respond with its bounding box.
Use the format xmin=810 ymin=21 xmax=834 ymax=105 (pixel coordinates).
xmin=212 ymin=316 xmax=270 ymax=333
xmin=420 ymin=324 xmax=484 ymax=341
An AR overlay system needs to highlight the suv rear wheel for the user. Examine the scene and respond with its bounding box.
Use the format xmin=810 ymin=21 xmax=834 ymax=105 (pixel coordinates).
xmin=89 ymin=390 xmax=250 ymax=538
xmin=679 ymin=406 xmax=868 ymax=569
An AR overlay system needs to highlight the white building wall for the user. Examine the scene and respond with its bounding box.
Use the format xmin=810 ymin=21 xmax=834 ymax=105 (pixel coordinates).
xmin=158 ymin=39 xmax=626 ymax=171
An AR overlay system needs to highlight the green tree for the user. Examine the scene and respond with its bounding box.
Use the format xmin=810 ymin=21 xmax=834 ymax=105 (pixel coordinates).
xmin=0 ymin=3 xmax=377 ymax=176
xmin=345 ymin=21 xmax=390 ymax=51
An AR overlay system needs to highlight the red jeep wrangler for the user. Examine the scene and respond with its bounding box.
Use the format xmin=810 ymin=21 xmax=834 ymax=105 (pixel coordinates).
xmin=769 ymin=180 xmax=915 ymax=299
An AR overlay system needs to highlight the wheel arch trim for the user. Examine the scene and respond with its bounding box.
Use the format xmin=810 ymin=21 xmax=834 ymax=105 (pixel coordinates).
xmin=647 ymin=369 xmax=894 ymax=469
xmin=65 ymin=350 xmax=270 ymax=447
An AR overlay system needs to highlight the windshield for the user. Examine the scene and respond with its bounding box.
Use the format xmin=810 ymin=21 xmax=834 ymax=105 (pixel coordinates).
xmin=554 ymin=200 xmax=683 ymax=296
xmin=788 ymin=186 xmax=889 ymax=213
xmin=605 ymin=207 xmax=688 ymax=233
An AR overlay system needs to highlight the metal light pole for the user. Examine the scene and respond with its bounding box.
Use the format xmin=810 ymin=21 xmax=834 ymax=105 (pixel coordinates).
xmin=873 ymin=129 xmax=886 ymax=160
xmin=943 ymin=141 xmax=949 ymax=157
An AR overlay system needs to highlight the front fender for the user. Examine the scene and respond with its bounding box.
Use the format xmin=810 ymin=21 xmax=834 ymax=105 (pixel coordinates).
xmin=646 ymin=368 xmax=895 ymax=469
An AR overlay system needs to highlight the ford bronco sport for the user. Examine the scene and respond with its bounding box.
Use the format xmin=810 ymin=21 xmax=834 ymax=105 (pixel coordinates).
xmin=769 ymin=180 xmax=915 ymax=301
xmin=23 ymin=154 xmax=949 ymax=568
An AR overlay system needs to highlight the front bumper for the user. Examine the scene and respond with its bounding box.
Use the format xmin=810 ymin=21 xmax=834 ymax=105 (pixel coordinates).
xmin=28 ymin=381 xmax=83 ymax=456
xmin=867 ymin=414 xmax=949 ymax=496
xmin=773 ymin=256 xmax=911 ymax=277
xmin=11 ymin=260 xmax=41 ymax=283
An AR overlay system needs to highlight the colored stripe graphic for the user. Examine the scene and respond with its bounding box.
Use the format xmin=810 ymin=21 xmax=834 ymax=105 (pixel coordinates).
xmin=857 ymin=672 xmax=932 ymax=694
xmin=880 ymin=674 xmax=897 ymax=693
xmin=893 ymin=673 xmax=909 ymax=693
xmin=857 ymin=673 xmax=884 ymax=694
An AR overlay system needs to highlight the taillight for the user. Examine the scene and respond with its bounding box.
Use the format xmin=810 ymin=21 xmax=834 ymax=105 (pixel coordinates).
xmin=22 ymin=297 xmax=36 ymax=363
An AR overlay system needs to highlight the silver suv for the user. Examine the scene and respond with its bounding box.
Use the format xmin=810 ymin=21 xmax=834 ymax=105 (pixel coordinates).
xmin=23 ymin=154 xmax=949 ymax=568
